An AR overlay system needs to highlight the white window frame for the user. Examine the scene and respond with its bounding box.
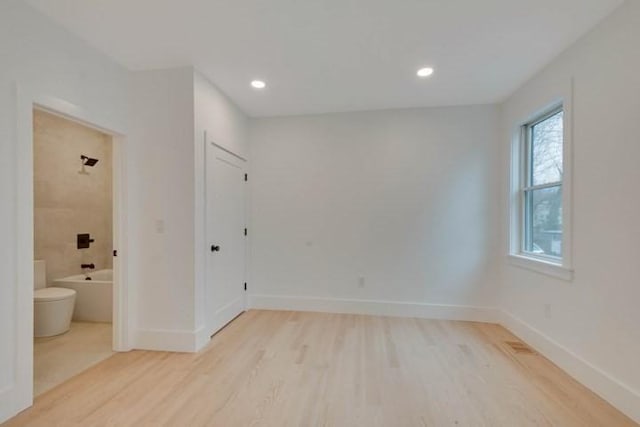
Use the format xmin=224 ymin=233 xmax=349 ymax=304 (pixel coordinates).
xmin=509 ymin=100 xmax=573 ymax=281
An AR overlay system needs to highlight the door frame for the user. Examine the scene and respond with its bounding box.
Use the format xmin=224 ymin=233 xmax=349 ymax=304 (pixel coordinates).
xmin=12 ymin=82 xmax=131 ymax=414
xmin=204 ymin=138 xmax=248 ymax=338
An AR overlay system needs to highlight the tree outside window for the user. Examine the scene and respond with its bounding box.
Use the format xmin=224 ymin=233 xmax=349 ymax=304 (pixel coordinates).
xmin=523 ymin=109 xmax=563 ymax=258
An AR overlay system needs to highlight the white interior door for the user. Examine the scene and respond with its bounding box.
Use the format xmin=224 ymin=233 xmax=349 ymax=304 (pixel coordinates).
xmin=205 ymin=142 xmax=247 ymax=337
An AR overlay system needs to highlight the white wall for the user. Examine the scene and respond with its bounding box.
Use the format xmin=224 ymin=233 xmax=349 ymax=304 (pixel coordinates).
xmin=128 ymin=69 xmax=249 ymax=352
xmin=2 ymin=0 xmax=638 ymax=423
xmin=194 ymin=71 xmax=249 ymax=159
xmin=0 ymin=3 xmax=250 ymax=419
xmin=128 ymin=67 xmax=197 ymax=350
xmin=498 ymin=1 xmax=640 ymax=421
xmin=118 ymin=67 xmax=249 ymax=353
xmin=0 ymin=0 xmax=129 ymax=421
xmin=193 ymin=71 xmax=249 ymax=347
xmin=249 ymin=106 xmax=501 ymax=319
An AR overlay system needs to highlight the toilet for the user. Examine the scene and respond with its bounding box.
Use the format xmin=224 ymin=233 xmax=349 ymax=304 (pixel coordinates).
xmin=34 ymin=260 xmax=76 ymax=337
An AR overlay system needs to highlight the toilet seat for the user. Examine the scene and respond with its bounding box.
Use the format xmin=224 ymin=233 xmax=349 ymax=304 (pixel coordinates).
xmin=34 ymin=287 xmax=76 ymax=302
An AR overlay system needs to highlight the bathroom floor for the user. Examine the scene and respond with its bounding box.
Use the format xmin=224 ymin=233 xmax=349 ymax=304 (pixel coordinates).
xmin=34 ymin=322 xmax=113 ymax=396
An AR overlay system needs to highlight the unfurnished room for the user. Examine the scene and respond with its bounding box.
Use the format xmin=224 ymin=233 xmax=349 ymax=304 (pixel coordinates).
xmin=0 ymin=0 xmax=639 ymax=426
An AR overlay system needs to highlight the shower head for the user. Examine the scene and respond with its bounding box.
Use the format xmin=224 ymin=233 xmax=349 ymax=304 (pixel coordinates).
xmin=81 ymin=155 xmax=99 ymax=167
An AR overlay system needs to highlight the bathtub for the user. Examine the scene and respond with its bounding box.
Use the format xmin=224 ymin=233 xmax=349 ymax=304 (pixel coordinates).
xmin=53 ymin=269 xmax=113 ymax=323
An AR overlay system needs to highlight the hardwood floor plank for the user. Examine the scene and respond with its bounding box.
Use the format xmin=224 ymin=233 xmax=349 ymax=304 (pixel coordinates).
xmin=3 ymin=310 xmax=636 ymax=427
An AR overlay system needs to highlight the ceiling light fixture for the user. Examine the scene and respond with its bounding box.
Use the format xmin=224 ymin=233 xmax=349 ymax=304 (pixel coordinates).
xmin=251 ymin=80 xmax=266 ymax=89
xmin=416 ymin=67 xmax=434 ymax=78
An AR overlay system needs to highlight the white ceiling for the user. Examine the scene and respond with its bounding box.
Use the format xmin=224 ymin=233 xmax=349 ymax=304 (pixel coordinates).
xmin=26 ymin=0 xmax=623 ymax=117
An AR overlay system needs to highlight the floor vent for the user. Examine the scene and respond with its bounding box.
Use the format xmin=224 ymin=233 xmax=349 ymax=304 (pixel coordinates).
xmin=505 ymin=341 xmax=536 ymax=355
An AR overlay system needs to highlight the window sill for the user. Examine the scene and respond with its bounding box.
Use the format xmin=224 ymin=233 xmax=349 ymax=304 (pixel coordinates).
xmin=508 ymin=254 xmax=574 ymax=281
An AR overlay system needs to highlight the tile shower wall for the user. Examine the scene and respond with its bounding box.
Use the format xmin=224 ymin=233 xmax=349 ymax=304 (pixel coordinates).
xmin=34 ymin=110 xmax=113 ymax=284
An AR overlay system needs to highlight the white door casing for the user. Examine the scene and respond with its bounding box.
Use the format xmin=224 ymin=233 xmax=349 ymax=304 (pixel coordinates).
xmin=205 ymin=142 xmax=247 ymax=337
xmin=4 ymin=84 xmax=130 ymax=424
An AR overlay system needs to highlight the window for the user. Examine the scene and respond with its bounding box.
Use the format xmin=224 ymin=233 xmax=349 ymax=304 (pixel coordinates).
xmin=522 ymin=108 xmax=564 ymax=260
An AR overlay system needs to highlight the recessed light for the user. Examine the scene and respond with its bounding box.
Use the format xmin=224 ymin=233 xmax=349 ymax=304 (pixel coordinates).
xmin=251 ymin=80 xmax=266 ymax=89
xmin=417 ymin=67 xmax=434 ymax=78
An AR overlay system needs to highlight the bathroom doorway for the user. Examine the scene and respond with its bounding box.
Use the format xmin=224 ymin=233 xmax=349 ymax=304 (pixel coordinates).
xmin=32 ymin=109 xmax=116 ymax=396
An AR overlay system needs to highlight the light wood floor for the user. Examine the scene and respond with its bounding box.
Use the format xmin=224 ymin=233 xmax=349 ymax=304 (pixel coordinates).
xmin=5 ymin=310 xmax=636 ymax=426
xmin=34 ymin=322 xmax=113 ymax=396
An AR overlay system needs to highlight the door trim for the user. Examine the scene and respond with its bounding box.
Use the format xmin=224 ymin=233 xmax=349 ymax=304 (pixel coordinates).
xmin=208 ymin=296 xmax=246 ymax=338
xmin=210 ymin=141 xmax=248 ymax=162
xmin=9 ymin=82 xmax=131 ymax=421
xmin=204 ymin=140 xmax=248 ymax=339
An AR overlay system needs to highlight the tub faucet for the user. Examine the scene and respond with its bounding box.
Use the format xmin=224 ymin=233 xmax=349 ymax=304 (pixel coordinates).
xmin=81 ymin=263 xmax=95 ymax=270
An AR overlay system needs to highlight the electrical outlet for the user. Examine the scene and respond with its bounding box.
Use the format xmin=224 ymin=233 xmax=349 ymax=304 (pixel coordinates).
xmin=544 ymin=304 xmax=552 ymax=319
xmin=155 ymin=219 xmax=165 ymax=234
xmin=357 ymin=276 xmax=365 ymax=288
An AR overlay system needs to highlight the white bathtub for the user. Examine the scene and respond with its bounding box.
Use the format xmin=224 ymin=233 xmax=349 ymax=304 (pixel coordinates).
xmin=53 ymin=269 xmax=113 ymax=323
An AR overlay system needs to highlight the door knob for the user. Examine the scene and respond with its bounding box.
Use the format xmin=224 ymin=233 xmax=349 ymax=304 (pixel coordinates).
xmin=211 ymin=245 xmax=220 ymax=252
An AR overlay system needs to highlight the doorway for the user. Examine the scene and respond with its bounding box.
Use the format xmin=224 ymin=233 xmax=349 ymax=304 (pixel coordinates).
xmin=7 ymin=88 xmax=132 ymax=425
xmin=205 ymin=142 xmax=247 ymax=337
xmin=32 ymin=109 xmax=116 ymax=396
xmin=8 ymin=86 xmax=130 ymax=417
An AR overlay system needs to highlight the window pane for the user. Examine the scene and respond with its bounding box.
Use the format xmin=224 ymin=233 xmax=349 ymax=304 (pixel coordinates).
xmin=531 ymin=111 xmax=563 ymax=185
xmin=525 ymin=186 xmax=562 ymax=257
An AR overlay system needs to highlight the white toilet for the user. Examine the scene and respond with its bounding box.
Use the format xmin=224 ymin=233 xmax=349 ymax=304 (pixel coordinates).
xmin=34 ymin=260 xmax=76 ymax=337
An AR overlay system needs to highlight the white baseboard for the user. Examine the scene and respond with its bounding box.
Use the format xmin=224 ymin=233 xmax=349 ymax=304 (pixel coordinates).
xmin=0 ymin=387 xmax=13 ymax=425
xmin=194 ymin=325 xmax=210 ymax=352
xmin=207 ymin=296 xmax=246 ymax=339
xmin=0 ymin=385 xmax=31 ymax=425
xmin=248 ymin=294 xmax=499 ymax=323
xmin=135 ymin=328 xmax=201 ymax=353
xmin=499 ymin=310 xmax=640 ymax=424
